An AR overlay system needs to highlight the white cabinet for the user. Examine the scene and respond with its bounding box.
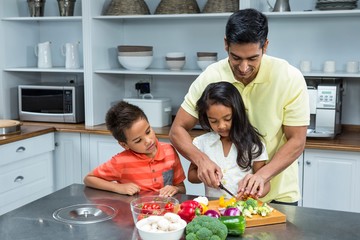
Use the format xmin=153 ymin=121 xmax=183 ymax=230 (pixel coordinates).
xmin=53 ymin=132 xmax=82 ymax=191
xmin=302 ymin=149 xmax=360 ymax=213
xmin=87 ymin=134 xmax=123 ymax=170
xmin=0 ymin=133 xmax=54 ymax=215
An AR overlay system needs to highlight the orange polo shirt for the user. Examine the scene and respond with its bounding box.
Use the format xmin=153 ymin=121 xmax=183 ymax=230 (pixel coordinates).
xmin=92 ymin=140 xmax=186 ymax=191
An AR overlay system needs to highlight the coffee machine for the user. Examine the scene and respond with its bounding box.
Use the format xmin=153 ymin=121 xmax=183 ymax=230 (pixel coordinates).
xmin=306 ymin=78 xmax=343 ymax=138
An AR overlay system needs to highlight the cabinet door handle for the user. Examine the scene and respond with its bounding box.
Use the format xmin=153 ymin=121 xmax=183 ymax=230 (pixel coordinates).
xmin=16 ymin=146 xmax=26 ymax=152
xmin=306 ymin=161 xmax=311 ymax=165
xmin=14 ymin=176 xmax=24 ymax=183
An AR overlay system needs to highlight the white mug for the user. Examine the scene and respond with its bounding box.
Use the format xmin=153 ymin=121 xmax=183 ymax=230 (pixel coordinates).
xmin=61 ymin=42 xmax=80 ymax=69
xmin=34 ymin=41 xmax=52 ymax=68
xmin=323 ymin=60 xmax=336 ymax=73
xmin=346 ymin=61 xmax=359 ymax=73
xmin=300 ymin=60 xmax=311 ymax=73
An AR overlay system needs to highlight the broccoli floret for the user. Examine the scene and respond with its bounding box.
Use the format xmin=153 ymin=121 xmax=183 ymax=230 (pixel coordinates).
xmin=245 ymin=198 xmax=258 ymax=209
xmin=186 ymin=215 xmax=228 ymax=240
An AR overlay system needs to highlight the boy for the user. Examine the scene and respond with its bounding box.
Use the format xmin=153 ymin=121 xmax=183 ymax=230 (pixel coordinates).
xmin=84 ymin=101 xmax=186 ymax=197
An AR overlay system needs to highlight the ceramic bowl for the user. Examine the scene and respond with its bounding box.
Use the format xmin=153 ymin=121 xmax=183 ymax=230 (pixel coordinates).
xmin=130 ymin=196 xmax=179 ymax=224
xmin=136 ymin=217 xmax=186 ymax=240
xmin=166 ymin=59 xmax=185 ymax=71
xmin=118 ymin=56 xmax=153 ymax=70
xmin=197 ymin=60 xmax=216 ymax=71
xmin=117 ymin=45 xmax=153 ymax=52
xmin=166 ymin=52 xmax=185 ymax=58
xmin=197 ymin=52 xmax=217 ymax=58
xmin=118 ymin=51 xmax=153 ymax=56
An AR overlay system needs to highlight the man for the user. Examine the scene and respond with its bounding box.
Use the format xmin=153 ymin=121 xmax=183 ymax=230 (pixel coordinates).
xmin=169 ymin=8 xmax=309 ymax=205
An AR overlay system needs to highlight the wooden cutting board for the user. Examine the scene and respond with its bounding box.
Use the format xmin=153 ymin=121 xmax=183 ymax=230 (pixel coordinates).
xmin=207 ymin=200 xmax=286 ymax=227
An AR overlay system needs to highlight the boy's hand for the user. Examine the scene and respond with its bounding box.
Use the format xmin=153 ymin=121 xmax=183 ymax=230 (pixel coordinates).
xmin=159 ymin=185 xmax=178 ymax=197
xmin=118 ymin=183 xmax=140 ymax=195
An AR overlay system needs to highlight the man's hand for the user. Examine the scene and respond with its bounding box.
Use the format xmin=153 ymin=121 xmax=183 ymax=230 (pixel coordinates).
xmin=196 ymin=153 xmax=222 ymax=188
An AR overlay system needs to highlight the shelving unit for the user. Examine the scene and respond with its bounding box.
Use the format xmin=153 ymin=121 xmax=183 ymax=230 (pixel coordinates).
xmin=1 ymin=0 xmax=359 ymax=126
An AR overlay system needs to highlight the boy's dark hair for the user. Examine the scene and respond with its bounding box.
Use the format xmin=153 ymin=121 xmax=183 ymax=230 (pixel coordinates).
xmin=105 ymin=101 xmax=148 ymax=142
xmin=226 ymin=8 xmax=268 ymax=49
xmin=196 ymin=81 xmax=264 ymax=170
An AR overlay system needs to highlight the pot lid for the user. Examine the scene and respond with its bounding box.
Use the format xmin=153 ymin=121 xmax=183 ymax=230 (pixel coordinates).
xmin=0 ymin=120 xmax=22 ymax=136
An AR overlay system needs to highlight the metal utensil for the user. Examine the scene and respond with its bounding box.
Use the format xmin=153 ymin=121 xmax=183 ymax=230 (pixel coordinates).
xmin=218 ymin=183 xmax=237 ymax=198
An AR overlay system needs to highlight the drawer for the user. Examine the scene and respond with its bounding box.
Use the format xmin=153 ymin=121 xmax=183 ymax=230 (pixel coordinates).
xmin=0 ymin=133 xmax=54 ymax=166
xmin=0 ymin=152 xmax=54 ymax=214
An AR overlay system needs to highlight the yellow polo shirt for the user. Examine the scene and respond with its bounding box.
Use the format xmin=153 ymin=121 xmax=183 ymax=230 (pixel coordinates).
xmin=182 ymin=55 xmax=310 ymax=203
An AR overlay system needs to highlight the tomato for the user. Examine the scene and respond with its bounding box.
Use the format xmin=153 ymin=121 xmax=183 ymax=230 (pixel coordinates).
xmin=140 ymin=203 xmax=161 ymax=214
xmin=165 ymin=202 xmax=174 ymax=212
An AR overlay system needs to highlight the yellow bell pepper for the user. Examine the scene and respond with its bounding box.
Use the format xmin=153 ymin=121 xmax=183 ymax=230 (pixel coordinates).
xmin=199 ymin=203 xmax=208 ymax=214
xmin=219 ymin=195 xmax=236 ymax=208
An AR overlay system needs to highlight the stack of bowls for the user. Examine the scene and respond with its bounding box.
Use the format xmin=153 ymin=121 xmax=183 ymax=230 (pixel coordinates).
xmin=117 ymin=45 xmax=153 ymax=70
xmin=165 ymin=52 xmax=186 ymax=71
xmin=197 ymin=52 xmax=217 ymax=71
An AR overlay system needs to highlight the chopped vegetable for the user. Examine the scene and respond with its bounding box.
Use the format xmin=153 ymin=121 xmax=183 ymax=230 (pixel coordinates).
xmin=204 ymin=209 xmax=221 ymax=219
xmin=178 ymin=200 xmax=203 ymax=223
xmin=185 ymin=215 xmax=228 ymax=240
xmin=219 ymin=215 xmax=246 ymax=236
xmin=218 ymin=195 xmax=236 ymax=208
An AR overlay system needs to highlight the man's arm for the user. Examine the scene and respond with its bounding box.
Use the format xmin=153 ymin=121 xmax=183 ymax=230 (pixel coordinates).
xmin=169 ymin=107 xmax=222 ymax=188
xmin=239 ymin=125 xmax=307 ymax=197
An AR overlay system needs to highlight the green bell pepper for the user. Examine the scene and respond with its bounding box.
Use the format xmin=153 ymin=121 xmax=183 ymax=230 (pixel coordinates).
xmin=219 ymin=215 xmax=246 ymax=236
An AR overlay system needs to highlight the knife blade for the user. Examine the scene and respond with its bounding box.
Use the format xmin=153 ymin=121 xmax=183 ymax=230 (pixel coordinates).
xmin=218 ymin=183 xmax=237 ymax=198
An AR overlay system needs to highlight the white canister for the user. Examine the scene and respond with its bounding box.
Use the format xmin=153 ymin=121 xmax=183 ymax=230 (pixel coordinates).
xmin=34 ymin=41 xmax=52 ymax=68
xmin=323 ymin=60 xmax=336 ymax=73
xmin=346 ymin=61 xmax=359 ymax=73
xmin=61 ymin=42 xmax=80 ymax=69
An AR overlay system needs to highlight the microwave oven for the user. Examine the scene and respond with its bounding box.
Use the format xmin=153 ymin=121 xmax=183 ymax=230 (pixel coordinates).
xmin=18 ymin=83 xmax=85 ymax=123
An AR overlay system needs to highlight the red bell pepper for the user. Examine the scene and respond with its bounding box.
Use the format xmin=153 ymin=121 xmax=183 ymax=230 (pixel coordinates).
xmin=177 ymin=200 xmax=203 ymax=223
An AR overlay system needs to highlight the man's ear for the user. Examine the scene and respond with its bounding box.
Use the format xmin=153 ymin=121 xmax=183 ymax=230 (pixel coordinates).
xmin=262 ymin=39 xmax=269 ymax=54
xmin=119 ymin=141 xmax=129 ymax=150
xmin=224 ymin=37 xmax=229 ymax=52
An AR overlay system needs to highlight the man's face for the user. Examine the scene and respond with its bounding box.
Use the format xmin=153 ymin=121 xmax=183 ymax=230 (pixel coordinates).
xmin=225 ymin=40 xmax=268 ymax=85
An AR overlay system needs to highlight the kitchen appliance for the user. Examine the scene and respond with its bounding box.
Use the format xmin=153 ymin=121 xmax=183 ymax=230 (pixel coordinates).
xmin=18 ymin=83 xmax=84 ymax=123
xmin=267 ymin=0 xmax=291 ymax=12
xmin=307 ymin=78 xmax=342 ymax=138
xmin=123 ymin=97 xmax=172 ymax=127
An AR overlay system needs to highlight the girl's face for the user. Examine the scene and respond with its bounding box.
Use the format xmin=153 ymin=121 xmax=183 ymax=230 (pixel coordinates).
xmin=206 ymin=103 xmax=233 ymax=138
xmin=120 ymin=118 xmax=157 ymax=158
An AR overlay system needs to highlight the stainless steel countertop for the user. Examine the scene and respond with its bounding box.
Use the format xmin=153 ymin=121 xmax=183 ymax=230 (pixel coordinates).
xmin=1 ymin=184 xmax=360 ymax=240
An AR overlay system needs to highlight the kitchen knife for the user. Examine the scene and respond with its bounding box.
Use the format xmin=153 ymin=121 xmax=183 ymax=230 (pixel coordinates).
xmin=218 ymin=183 xmax=237 ymax=198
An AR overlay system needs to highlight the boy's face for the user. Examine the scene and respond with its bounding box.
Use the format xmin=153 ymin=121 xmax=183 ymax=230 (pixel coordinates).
xmin=120 ymin=118 xmax=158 ymax=158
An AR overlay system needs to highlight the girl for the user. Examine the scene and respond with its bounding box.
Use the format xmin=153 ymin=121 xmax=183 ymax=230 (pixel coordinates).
xmin=188 ymin=81 xmax=270 ymax=199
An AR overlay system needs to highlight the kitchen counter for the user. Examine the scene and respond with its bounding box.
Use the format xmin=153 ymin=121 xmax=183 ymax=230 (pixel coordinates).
xmin=0 ymin=184 xmax=359 ymax=240
xmin=1 ymin=121 xmax=360 ymax=152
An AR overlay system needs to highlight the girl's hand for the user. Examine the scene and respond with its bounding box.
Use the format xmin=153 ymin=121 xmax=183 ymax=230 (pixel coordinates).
xmin=237 ymin=173 xmax=266 ymax=199
xmin=159 ymin=185 xmax=178 ymax=197
xmin=117 ymin=183 xmax=140 ymax=195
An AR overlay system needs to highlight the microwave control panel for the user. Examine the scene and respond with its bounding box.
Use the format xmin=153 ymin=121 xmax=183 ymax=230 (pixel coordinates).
xmin=64 ymin=90 xmax=73 ymax=113
xmin=316 ymin=85 xmax=338 ymax=109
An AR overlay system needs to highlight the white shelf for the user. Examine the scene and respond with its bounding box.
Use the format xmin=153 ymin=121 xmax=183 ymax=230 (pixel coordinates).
xmin=95 ymin=68 xmax=201 ymax=76
xmin=265 ymin=9 xmax=360 ymax=18
xmin=93 ymin=13 xmax=232 ymax=20
xmin=1 ymin=16 xmax=82 ymax=21
xmin=92 ymin=10 xmax=360 ymax=20
xmin=4 ymin=67 xmax=84 ymax=73
xmin=302 ymin=71 xmax=360 ymax=78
